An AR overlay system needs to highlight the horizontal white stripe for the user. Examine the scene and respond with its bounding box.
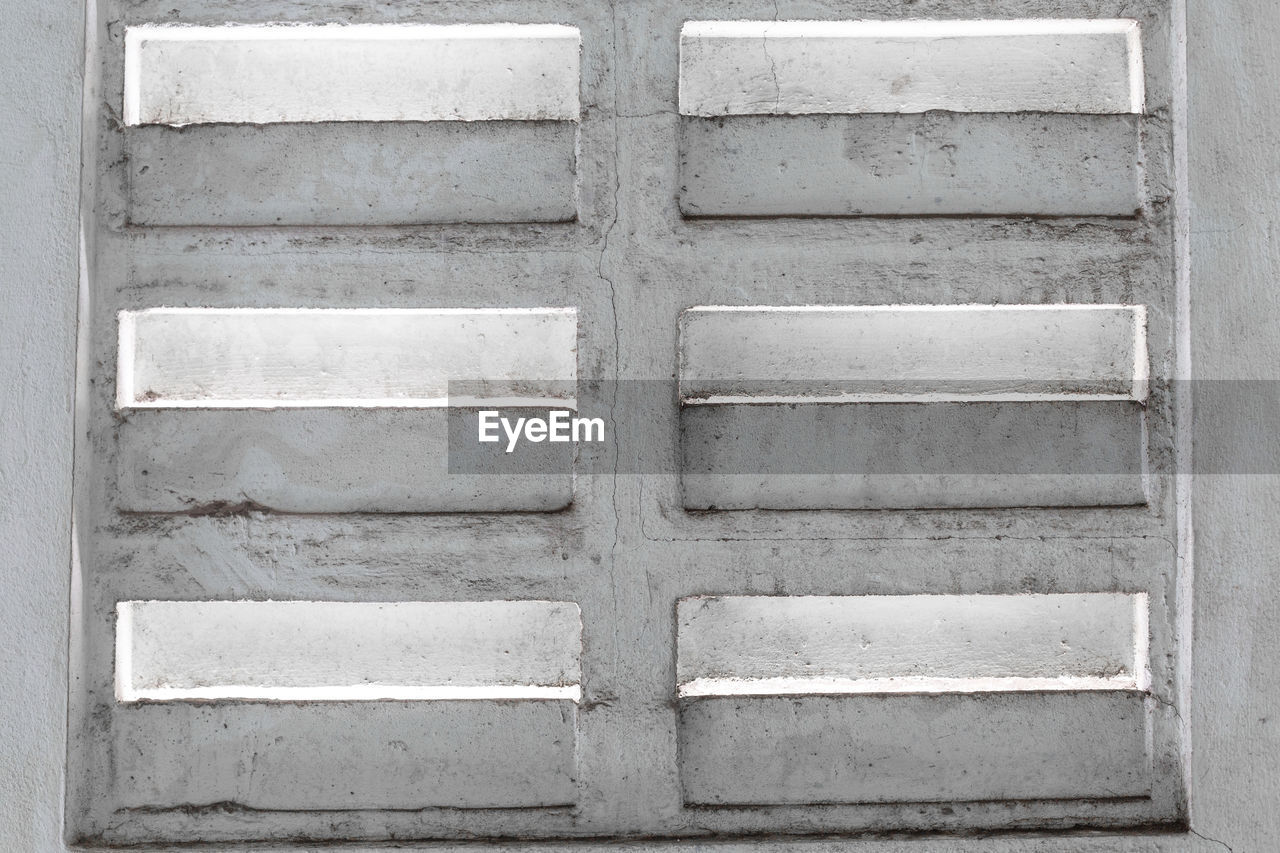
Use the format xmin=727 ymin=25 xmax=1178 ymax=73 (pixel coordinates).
xmin=117 ymin=307 xmax=578 ymax=409
xmin=679 ymin=19 xmax=1143 ymax=115
xmin=130 ymin=23 xmax=581 ymax=42
xmin=681 ymin=19 xmax=1141 ymax=39
xmin=116 ymin=600 xmax=583 ymax=703
xmin=677 ymin=593 xmax=1150 ymax=687
xmin=123 ymin=684 xmax=582 ymax=703
xmin=125 ymin=23 xmax=582 ymax=125
xmin=678 ymin=675 xmax=1141 ymax=697
xmin=119 ymin=396 xmax=578 ymax=410
xmin=684 ymin=392 xmax=1140 ymax=406
xmin=679 ymin=304 xmax=1148 ymax=402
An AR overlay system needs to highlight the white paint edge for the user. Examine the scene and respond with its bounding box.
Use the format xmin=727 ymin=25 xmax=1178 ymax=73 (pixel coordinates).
xmin=119 ymin=684 xmax=582 ymax=703
xmin=1134 ymin=592 xmax=1153 ymax=692
xmin=682 ymin=392 xmax=1141 ymax=406
xmin=113 ymin=602 xmax=134 ymax=705
xmin=114 ymin=309 xmax=136 ymax=411
xmin=678 ymin=675 xmax=1142 ymax=698
xmin=119 ymin=396 xmax=579 ymax=410
xmin=126 ymin=22 xmax=582 ymax=42
xmin=1132 ymin=304 xmax=1151 ymax=402
xmin=679 ymin=18 xmax=1142 ymax=39
xmin=1127 ymin=22 xmax=1147 ymax=114
xmin=122 ymin=27 xmax=142 ymax=126
xmin=685 ymin=303 xmax=1139 ymax=313
xmin=122 ymin=306 xmax=579 ymax=318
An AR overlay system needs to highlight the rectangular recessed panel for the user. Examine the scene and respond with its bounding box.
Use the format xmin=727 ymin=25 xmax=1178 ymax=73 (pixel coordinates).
xmin=117 ymin=308 xmax=577 ymax=409
xmin=679 ymin=692 xmax=1151 ymax=805
xmin=114 ymin=701 xmax=577 ymax=809
xmin=679 ymin=305 xmax=1147 ymax=403
xmin=127 ymin=121 xmax=578 ymax=226
xmin=678 ymin=19 xmax=1143 ymax=116
xmin=680 ymin=401 xmax=1147 ymax=509
xmin=125 ymin=23 xmax=581 ymax=125
xmin=116 ymin=600 xmax=581 ymax=702
xmin=678 ymin=113 xmax=1141 ymax=217
xmin=116 ymin=408 xmax=573 ymax=513
xmin=677 ymin=593 xmax=1149 ymax=696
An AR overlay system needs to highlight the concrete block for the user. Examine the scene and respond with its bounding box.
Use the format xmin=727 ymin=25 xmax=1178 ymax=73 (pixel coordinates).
xmin=679 ymin=400 xmax=1147 ymax=509
xmin=117 ymin=307 xmax=577 ymax=409
xmin=114 ymin=700 xmax=577 ymax=809
xmin=679 ymin=305 xmax=1148 ymax=403
xmin=678 ymin=20 xmax=1143 ymax=116
xmin=677 ymin=593 xmax=1148 ymax=696
xmin=125 ymin=24 xmax=581 ymax=125
xmin=116 ymin=599 xmax=582 ymax=702
xmin=678 ymin=113 xmax=1142 ymax=217
xmin=115 ymin=408 xmax=574 ymax=513
xmin=679 ymin=691 xmax=1151 ymax=805
xmin=127 ymin=121 xmax=578 ymax=225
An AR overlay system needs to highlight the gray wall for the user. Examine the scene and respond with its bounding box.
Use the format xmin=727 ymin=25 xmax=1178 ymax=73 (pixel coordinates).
xmin=1187 ymin=0 xmax=1280 ymax=847
xmin=2 ymin=0 xmax=1279 ymax=848
xmin=0 ymin=0 xmax=83 ymax=847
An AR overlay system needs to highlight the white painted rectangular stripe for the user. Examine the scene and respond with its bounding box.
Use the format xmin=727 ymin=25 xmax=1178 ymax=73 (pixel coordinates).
xmin=116 ymin=600 xmax=582 ymax=702
xmin=116 ymin=307 xmax=577 ymax=409
xmin=677 ymin=593 xmax=1149 ymax=696
xmin=124 ymin=23 xmax=581 ymax=125
xmin=679 ymin=19 xmax=1144 ymax=116
xmin=678 ymin=304 xmax=1148 ymax=403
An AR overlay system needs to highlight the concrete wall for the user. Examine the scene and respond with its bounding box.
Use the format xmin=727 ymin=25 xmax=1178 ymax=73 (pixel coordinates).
xmin=3 ymin=0 xmax=1280 ymax=848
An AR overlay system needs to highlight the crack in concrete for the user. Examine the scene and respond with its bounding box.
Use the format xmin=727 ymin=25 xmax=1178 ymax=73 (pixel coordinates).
xmin=763 ymin=0 xmax=782 ymax=113
xmin=1190 ymin=829 xmax=1235 ymax=852
xmin=598 ymin=2 xmax=625 ymax=680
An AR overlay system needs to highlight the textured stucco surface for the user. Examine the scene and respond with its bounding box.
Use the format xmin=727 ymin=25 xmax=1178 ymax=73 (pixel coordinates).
xmin=0 ymin=0 xmax=83 ymax=847
xmin=1187 ymin=0 xmax=1280 ymax=849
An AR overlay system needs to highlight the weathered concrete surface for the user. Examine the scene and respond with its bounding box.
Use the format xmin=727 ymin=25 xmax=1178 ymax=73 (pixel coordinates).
xmin=681 ymin=401 xmax=1146 ymax=509
xmin=115 ymin=408 xmax=575 ymax=512
xmin=113 ymin=700 xmax=579 ymax=809
xmin=679 ymin=114 xmax=1143 ymax=217
xmin=128 ymin=121 xmax=579 ymax=225
xmin=679 ymin=692 xmax=1151 ymax=805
